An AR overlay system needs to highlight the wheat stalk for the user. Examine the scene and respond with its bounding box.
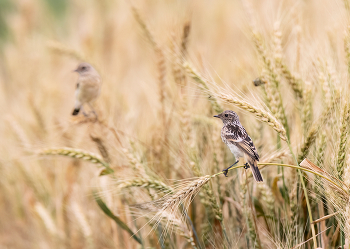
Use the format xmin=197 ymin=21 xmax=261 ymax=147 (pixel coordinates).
xmin=35 ymin=202 xmax=63 ymax=239
xmin=71 ymin=202 xmax=94 ymax=249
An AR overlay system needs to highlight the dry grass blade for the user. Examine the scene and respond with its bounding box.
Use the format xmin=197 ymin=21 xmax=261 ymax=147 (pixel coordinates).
xmin=289 ymin=227 xmax=331 ymax=249
xmin=71 ymin=202 xmax=94 ymax=249
xmin=311 ymin=212 xmax=339 ymax=225
xmin=181 ymin=22 xmax=191 ymax=57
xmin=300 ymin=158 xmax=326 ymax=174
xmin=90 ymin=134 xmax=111 ymax=163
xmin=34 ymin=202 xmax=62 ymax=238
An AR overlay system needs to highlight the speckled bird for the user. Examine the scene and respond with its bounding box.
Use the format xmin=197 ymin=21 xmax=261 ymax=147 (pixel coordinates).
xmin=214 ymin=110 xmax=263 ymax=182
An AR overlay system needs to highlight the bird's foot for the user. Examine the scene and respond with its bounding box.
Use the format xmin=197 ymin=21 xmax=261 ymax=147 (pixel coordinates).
xmin=222 ymin=160 xmax=239 ymax=177
xmin=244 ymin=163 xmax=250 ymax=169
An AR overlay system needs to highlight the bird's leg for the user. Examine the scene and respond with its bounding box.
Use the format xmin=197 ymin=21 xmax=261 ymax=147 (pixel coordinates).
xmin=88 ymin=103 xmax=98 ymax=120
xmin=244 ymin=162 xmax=250 ymax=169
xmin=223 ymin=160 xmax=239 ymax=177
xmin=81 ymin=106 xmax=88 ymax=117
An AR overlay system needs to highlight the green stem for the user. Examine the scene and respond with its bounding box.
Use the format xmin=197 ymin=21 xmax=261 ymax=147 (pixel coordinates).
xmin=93 ymin=192 xmax=142 ymax=245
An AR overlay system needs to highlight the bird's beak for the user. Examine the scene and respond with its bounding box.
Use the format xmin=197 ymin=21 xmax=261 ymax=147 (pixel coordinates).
xmin=73 ymin=69 xmax=78 ymax=72
xmin=213 ymin=115 xmax=219 ymax=118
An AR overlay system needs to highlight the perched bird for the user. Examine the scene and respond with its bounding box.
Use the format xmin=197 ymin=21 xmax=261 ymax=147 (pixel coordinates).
xmin=72 ymin=62 xmax=101 ymax=117
xmin=214 ymin=110 xmax=263 ymax=182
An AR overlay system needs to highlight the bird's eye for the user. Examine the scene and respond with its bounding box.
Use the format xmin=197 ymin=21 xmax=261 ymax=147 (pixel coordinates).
xmin=81 ymin=66 xmax=86 ymax=70
xmin=224 ymin=114 xmax=228 ymax=117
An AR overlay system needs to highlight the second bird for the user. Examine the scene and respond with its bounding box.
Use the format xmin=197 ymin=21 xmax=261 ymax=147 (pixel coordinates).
xmin=72 ymin=62 xmax=101 ymax=117
xmin=214 ymin=110 xmax=263 ymax=182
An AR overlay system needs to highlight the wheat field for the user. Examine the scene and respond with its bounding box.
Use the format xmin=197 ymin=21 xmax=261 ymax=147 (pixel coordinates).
xmin=1 ymin=0 xmax=350 ymax=248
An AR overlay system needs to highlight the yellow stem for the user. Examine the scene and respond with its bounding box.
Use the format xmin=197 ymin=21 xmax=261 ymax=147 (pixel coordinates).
xmin=211 ymin=162 xmax=347 ymax=194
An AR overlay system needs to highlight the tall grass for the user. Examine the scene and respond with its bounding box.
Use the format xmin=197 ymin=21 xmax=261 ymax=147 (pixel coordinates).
xmin=1 ymin=0 xmax=350 ymax=248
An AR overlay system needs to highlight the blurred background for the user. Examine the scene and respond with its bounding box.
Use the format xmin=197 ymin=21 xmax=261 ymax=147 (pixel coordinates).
xmin=1 ymin=0 xmax=349 ymax=248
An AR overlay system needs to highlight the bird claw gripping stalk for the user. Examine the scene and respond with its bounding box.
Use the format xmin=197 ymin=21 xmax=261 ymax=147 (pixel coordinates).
xmin=222 ymin=160 xmax=240 ymax=177
xmin=223 ymin=169 xmax=229 ymax=177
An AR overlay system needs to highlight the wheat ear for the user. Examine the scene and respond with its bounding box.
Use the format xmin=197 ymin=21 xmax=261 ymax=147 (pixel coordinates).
xmin=337 ymin=102 xmax=350 ymax=179
xmin=298 ymin=95 xmax=339 ymax=162
xmin=38 ymin=147 xmax=110 ymax=168
xmin=116 ymin=178 xmax=173 ymax=194
xmin=216 ymin=93 xmax=287 ymax=141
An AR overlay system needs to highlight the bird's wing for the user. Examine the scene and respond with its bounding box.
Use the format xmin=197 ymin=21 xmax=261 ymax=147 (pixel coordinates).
xmin=76 ymin=82 xmax=80 ymax=89
xmin=225 ymin=124 xmax=260 ymax=161
xmin=224 ymin=124 xmax=247 ymax=143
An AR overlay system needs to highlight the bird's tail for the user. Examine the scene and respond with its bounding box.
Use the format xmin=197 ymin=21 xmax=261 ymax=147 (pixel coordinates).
xmin=247 ymin=157 xmax=263 ymax=182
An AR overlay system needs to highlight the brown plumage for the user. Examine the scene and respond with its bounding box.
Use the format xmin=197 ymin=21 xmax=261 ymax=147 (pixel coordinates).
xmin=72 ymin=62 xmax=101 ymax=116
xmin=214 ymin=110 xmax=263 ymax=182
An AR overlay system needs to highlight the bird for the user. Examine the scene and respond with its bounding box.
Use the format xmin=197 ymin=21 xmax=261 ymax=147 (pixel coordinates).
xmin=72 ymin=62 xmax=101 ymax=117
xmin=214 ymin=110 xmax=263 ymax=182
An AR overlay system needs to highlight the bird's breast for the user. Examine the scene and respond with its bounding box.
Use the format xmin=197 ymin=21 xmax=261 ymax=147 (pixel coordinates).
xmin=227 ymin=143 xmax=244 ymax=159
